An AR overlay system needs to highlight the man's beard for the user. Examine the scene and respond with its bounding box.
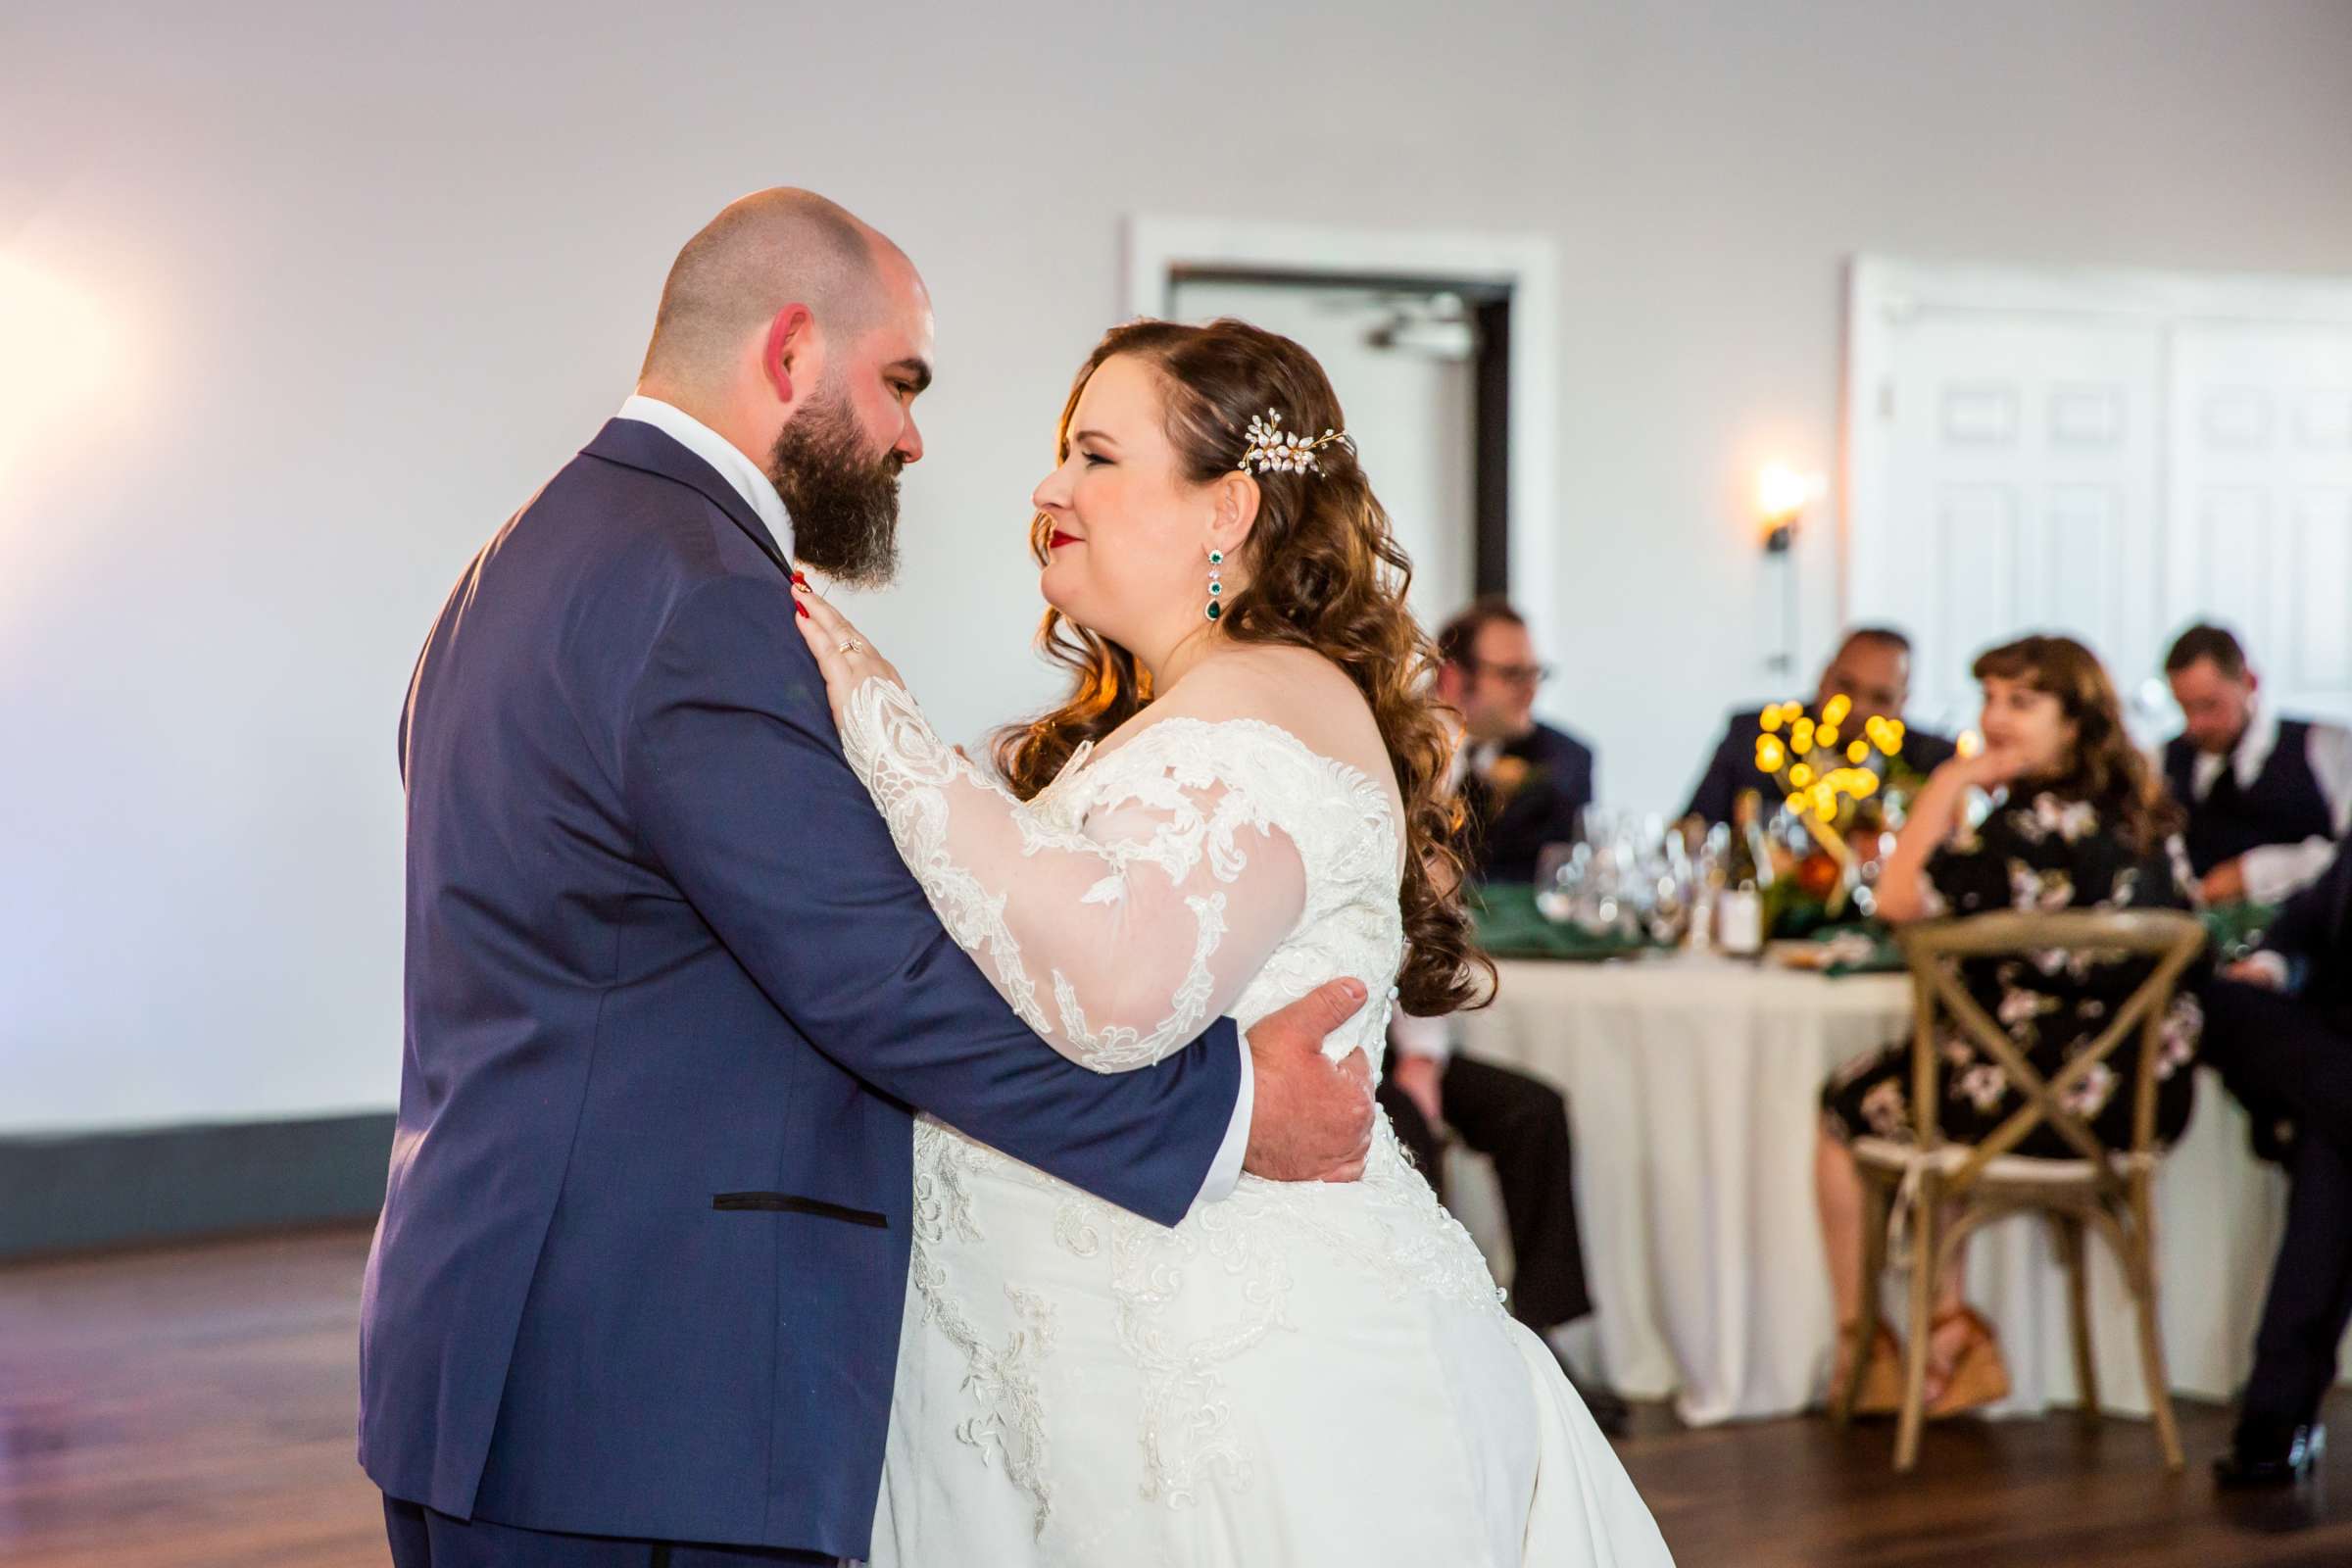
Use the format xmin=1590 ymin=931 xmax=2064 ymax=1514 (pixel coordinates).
xmin=766 ymin=386 xmax=903 ymax=588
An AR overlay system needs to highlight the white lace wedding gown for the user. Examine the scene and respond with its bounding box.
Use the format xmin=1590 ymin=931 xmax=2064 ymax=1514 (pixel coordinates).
xmin=839 ymin=679 xmax=1672 ymax=1567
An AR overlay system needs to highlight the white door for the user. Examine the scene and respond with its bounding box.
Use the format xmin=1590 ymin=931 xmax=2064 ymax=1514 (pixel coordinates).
xmin=2166 ymin=322 xmax=2352 ymax=716
xmin=1167 ymin=278 xmax=1480 ymax=632
xmin=1850 ymin=305 xmax=2165 ymax=735
xmin=1849 ymin=261 xmax=2352 ymax=736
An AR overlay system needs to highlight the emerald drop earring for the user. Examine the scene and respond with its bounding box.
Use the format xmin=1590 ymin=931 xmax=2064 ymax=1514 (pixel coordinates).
xmin=1204 ymin=549 xmax=1225 ymax=622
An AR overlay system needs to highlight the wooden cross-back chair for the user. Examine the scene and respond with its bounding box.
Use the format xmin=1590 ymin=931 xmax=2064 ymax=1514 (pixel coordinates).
xmin=1832 ymin=908 xmax=2206 ymax=1472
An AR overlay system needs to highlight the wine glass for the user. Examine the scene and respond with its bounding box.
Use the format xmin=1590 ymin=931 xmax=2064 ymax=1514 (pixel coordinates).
xmin=1534 ymin=841 xmax=1581 ymax=921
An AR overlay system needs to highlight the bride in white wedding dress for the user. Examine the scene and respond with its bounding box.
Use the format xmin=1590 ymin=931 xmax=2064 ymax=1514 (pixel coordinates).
xmin=792 ymin=319 xmax=1671 ymax=1567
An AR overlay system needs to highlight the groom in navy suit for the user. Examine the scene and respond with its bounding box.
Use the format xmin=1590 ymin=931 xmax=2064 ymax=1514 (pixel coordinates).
xmin=360 ymin=189 xmax=1376 ymax=1565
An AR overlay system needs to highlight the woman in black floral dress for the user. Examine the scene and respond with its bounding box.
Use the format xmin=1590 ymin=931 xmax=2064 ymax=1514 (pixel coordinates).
xmin=1817 ymin=635 xmax=2200 ymax=1418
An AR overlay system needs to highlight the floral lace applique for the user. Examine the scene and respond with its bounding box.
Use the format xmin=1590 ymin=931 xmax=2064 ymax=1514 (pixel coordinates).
xmin=840 ymin=681 xmax=1359 ymax=1074
xmin=860 ymin=698 xmax=1476 ymax=1533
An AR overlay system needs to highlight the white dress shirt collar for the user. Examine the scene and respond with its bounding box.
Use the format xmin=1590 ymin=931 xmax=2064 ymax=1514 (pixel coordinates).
xmin=2231 ymin=701 xmax=2282 ymax=791
xmin=615 ymin=394 xmax=797 ymax=561
xmin=2192 ymin=700 xmax=2281 ymax=799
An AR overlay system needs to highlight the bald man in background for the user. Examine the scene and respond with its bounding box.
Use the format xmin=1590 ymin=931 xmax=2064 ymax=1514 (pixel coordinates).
xmin=360 ymin=189 xmax=1374 ymax=1566
xmin=1681 ymin=626 xmax=1956 ymax=826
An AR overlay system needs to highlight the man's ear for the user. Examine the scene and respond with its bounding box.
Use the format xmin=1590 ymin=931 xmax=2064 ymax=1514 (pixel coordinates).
xmin=762 ymin=304 xmax=816 ymax=406
xmin=1206 ymin=470 xmax=1261 ymax=559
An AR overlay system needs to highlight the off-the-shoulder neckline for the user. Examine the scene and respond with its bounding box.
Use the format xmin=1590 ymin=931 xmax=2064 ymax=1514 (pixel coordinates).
xmin=1071 ymin=713 xmax=1375 ymax=789
xmin=1057 ymin=714 xmax=1402 ymax=848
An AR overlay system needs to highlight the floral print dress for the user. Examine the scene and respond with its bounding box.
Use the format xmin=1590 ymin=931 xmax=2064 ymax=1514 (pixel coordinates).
xmin=1822 ymin=790 xmax=2203 ymax=1157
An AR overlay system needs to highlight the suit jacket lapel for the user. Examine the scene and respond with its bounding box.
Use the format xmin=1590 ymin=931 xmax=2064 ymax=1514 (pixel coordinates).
xmin=580 ymin=418 xmax=793 ymax=578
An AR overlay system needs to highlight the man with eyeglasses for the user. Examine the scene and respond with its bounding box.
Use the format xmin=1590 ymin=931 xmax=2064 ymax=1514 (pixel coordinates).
xmin=1433 ymin=597 xmax=1595 ymax=882
xmin=1681 ymin=625 xmax=1956 ymax=827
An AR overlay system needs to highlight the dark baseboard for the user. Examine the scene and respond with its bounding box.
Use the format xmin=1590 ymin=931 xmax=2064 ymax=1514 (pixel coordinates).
xmin=0 ymin=1111 xmax=393 ymax=1262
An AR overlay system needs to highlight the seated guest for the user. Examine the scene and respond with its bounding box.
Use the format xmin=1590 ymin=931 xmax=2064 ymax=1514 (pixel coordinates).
xmin=1383 ymin=1011 xmax=1589 ymax=1325
xmin=1683 ymin=626 xmax=1957 ymax=827
xmin=1434 ymin=597 xmax=1594 ymax=882
xmin=1381 ymin=603 xmax=1618 ymax=1430
xmin=2202 ymin=838 xmax=2352 ymax=1485
xmin=2161 ymin=622 xmax=2352 ymax=906
xmin=1815 ymin=635 xmax=2199 ymax=1416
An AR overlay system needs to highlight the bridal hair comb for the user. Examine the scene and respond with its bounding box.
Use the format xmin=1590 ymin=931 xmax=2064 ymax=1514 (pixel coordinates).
xmin=1239 ymin=410 xmax=1353 ymax=476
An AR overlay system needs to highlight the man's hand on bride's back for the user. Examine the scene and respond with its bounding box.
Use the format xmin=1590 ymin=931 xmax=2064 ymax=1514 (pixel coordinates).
xmin=1243 ymin=980 xmax=1377 ymax=1183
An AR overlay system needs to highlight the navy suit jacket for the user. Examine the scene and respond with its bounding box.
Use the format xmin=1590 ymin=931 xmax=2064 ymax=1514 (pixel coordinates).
xmin=1682 ymin=706 xmax=1958 ymax=826
xmin=1464 ymin=720 xmax=1595 ymax=883
xmin=358 ymin=419 xmax=1242 ymax=1557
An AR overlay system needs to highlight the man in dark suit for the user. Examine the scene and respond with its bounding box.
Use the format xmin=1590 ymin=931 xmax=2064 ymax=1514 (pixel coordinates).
xmin=1681 ymin=626 xmax=1956 ymax=827
xmin=2161 ymin=622 xmax=2352 ymax=908
xmin=1379 ymin=599 xmax=1617 ymax=1430
xmin=2205 ymin=839 xmax=2352 ymax=1486
xmin=361 ymin=189 xmax=1374 ymax=1565
xmin=1433 ymin=597 xmax=1594 ymax=883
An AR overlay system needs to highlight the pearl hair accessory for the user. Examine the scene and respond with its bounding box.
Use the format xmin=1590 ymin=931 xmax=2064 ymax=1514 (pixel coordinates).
xmin=1238 ymin=410 xmax=1352 ymax=476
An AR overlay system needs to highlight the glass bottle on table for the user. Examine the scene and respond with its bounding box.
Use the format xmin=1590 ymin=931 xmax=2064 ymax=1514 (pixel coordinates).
xmin=1716 ymin=789 xmax=1774 ymax=957
xmin=1649 ymin=827 xmax=1693 ymax=946
xmin=1687 ymin=822 xmax=1729 ymax=951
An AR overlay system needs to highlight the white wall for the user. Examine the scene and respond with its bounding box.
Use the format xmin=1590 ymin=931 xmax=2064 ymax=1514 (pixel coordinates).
xmin=7 ymin=0 xmax=2352 ymax=1132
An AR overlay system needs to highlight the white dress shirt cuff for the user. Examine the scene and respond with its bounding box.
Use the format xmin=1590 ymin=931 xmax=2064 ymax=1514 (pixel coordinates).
xmin=2241 ymin=839 xmax=2337 ymax=907
xmin=1389 ymin=1009 xmax=1454 ymax=1062
xmin=1194 ymin=1032 xmax=1253 ymax=1207
xmin=2242 ymin=951 xmax=2293 ymax=991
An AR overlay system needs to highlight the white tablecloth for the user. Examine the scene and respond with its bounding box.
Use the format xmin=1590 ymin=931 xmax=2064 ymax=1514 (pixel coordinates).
xmin=1457 ymin=952 xmax=2295 ymax=1426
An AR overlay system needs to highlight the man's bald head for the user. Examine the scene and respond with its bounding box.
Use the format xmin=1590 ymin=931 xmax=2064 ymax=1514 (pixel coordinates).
xmin=630 ymin=189 xmax=935 ymax=586
xmin=1816 ymin=625 xmax=1914 ymax=727
xmin=639 ymin=188 xmax=908 ymax=385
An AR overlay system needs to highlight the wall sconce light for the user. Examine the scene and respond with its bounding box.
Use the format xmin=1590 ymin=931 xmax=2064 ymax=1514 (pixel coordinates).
xmin=1757 ymin=463 xmax=1815 ymax=555
xmin=1755 ymin=464 xmax=1823 ymax=674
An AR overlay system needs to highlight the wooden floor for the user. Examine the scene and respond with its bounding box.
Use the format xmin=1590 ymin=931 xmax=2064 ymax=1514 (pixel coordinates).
xmin=5 ymin=1227 xmax=2350 ymax=1566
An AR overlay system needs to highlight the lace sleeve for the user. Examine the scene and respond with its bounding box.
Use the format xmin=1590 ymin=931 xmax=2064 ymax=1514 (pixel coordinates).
xmin=837 ymin=678 xmax=1307 ymax=1073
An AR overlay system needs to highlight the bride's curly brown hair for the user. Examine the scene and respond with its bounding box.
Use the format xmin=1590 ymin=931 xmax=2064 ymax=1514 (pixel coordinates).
xmin=993 ymin=318 xmax=1493 ymax=1019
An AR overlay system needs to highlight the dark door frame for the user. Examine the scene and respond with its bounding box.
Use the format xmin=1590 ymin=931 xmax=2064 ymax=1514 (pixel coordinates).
xmin=1161 ymin=265 xmax=1514 ymax=599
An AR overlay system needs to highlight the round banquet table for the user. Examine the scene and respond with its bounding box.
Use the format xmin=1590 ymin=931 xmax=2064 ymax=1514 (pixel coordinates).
xmin=1456 ymin=950 xmax=2299 ymax=1427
